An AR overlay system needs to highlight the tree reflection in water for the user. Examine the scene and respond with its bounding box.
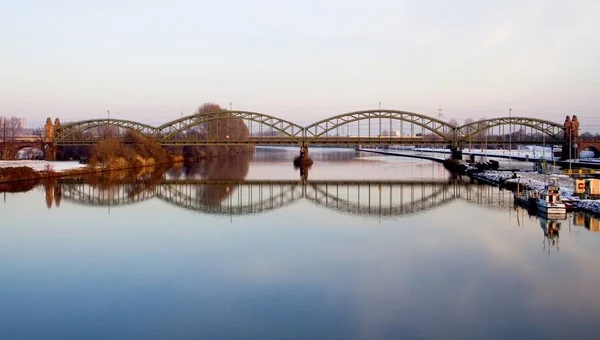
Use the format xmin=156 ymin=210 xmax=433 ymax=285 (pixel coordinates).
xmin=180 ymin=153 xmax=253 ymax=205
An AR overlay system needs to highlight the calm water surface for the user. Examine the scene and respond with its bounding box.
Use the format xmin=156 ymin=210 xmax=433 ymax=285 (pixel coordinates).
xmin=2 ymin=148 xmax=600 ymax=340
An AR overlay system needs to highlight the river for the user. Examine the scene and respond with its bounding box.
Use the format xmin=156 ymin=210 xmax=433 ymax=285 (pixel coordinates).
xmin=1 ymin=147 xmax=600 ymax=340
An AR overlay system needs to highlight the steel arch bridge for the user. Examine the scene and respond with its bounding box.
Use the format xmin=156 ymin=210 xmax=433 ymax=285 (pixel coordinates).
xmin=50 ymin=109 xmax=569 ymax=148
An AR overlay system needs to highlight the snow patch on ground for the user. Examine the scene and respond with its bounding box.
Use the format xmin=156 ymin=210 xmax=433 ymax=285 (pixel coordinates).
xmin=471 ymin=171 xmax=513 ymax=184
xmin=506 ymin=174 xmax=575 ymax=197
xmin=408 ymin=146 xmax=597 ymax=161
xmin=0 ymin=160 xmax=87 ymax=172
xmin=410 ymin=146 xmax=558 ymax=160
xmin=580 ymin=150 xmax=596 ymax=158
xmin=472 ymin=171 xmax=575 ymax=197
xmin=576 ymin=200 xmax=600 ymax=215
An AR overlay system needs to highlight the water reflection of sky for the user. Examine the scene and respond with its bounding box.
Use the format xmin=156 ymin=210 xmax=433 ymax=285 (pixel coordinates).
xmin=1 ymin=150 xmax=600 ymax=339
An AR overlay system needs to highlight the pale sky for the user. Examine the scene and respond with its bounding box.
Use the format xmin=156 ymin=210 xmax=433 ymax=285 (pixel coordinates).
xmin=1 ymin=0 xmax=599 ymax=129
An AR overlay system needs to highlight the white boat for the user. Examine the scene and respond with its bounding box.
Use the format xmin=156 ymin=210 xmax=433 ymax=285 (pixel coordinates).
xmin=536 ymin=178 xmax=567 ymax=216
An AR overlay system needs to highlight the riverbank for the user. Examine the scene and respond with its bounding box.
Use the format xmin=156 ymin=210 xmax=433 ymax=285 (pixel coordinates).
xmin=0 ymin=159 xmax=184 ymax=184
xmin=0 ymin=160 xmax=86 ymax=172
xmin=470 ymin=170 xmax=600 ymax=216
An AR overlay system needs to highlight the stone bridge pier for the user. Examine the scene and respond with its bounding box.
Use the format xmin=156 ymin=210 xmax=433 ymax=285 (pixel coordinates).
xmin=450 ymin=142 xmax=463 ymax=160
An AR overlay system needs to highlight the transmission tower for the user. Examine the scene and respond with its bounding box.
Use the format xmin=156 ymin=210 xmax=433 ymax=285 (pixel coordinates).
xmin=437 ymin=105 xmax=443 ymax=120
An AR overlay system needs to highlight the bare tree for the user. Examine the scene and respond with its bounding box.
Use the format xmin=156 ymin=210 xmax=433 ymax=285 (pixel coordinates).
xmin=581 ymin=131 xmax=594 ymax=139
xmin=8 ymin=116 xmax=22 ymax=140
xmin=464 ymin=118 xmax=475 ymax=125
xmin=197 ymin=102 xmax=223 ymax=113
xmin=183 ymin=102 xmax=252 ymax=159
xmin=32 ymin=127 xmax=45 ymax=141
xmin=448 ymin=118 xmax=458 ymax=127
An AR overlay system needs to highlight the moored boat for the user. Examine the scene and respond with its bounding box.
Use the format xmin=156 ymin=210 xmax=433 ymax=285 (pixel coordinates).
xmin=514 ymin=189 xmax=538 ymax=212
xmin=536 ymin=178 xmax=567 ymax=216
xmin=513 ymin=178 xmax=538 ymax=212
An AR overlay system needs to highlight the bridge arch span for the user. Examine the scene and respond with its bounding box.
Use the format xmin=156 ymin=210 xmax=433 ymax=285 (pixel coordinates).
xmin=457 ymin=117 xmax=565 ymax=141
xmin=304 ymin=110 xmax=457 ymax=140
xmin=158 ymin=110 xmax=305 ymax=143
xmin=580 ymin=145 xmax=600 ymax=158
xmin=1 ymin=142 xmax=45 ymax=160
xmin=13 ymin=145 xmax=44 ymax=160
xmin=55 ymin=119 xmax=159 ymax=144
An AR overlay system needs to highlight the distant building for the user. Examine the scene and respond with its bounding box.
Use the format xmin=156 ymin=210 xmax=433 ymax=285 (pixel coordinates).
xmin=0 ymin=117 xmax=26 ymax=129
xmin=0 ymin=117 xmax=27 ymax=129
xmin=382 ymin=130 xmax=403 ymax=137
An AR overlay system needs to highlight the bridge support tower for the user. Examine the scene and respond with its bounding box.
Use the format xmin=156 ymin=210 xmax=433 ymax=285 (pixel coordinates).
xmin=43 ymin=117 xmax=62 ymax=161
xmin=562 ymin=114 xmax=581 ymax=160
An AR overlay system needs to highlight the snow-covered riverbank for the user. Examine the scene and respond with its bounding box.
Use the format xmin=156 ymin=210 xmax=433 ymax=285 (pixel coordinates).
xmin=407 ymin=146 xmax=599 ymax=161
xmin=471 ymin=171 xmax=575 ymax=196
xmin=0 ymin=160 xmax=87 ymax=172
xmin=577 ymin=200 xmax=600 ymax=215
xmin=471 ymin=170 xmax=600 ymax=215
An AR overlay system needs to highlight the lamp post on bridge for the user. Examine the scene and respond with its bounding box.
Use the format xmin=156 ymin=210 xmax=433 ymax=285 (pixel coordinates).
xmin=509 ymin=108 xmax=512 ymax=169
xmin=568 ymin=136 xmax=580 ymax=173
xmin=569 ymin=133 xmax=576 ymax=172
xmin=378 ymin=101 xmax=382 ymax=140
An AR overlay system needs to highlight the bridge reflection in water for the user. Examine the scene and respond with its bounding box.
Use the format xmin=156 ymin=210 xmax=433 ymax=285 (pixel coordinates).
xmin=49 ymin=178 xmax=513 ymax=218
